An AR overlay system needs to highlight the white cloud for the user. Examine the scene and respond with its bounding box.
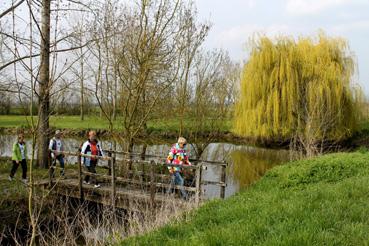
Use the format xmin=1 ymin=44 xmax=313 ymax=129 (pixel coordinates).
xmin=247 ymin=0 xmax=256 ymax=8
xmin=286 ymin=0 xmax=365 ymax=15
xmin=332 ymin=20 xmax=369 ymax=33
xmin=217 ymin=24 xmax=291 ymax=45
xmin=209 ymin=24 xmax=292 ymax=60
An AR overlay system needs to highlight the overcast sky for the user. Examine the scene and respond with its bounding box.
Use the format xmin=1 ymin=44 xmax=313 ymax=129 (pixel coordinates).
xmin=1 ymin=0 xmax=368 ymax=94
xmin=194 ymin=0 xmax=369 ymax=95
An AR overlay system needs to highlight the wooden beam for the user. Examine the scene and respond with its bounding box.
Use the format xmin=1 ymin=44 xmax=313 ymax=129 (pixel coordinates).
xmin=195 ymin=164 xmax=202 ymax=206
xmin=220 ymin=164 xmax=227 ymax=199
xmin=111 ymin=154 xmax=116 ymax=210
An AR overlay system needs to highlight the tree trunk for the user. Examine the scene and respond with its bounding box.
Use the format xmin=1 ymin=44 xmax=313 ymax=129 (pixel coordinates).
xmin=37 ymin=0 xmax=51 ymax=168
xmin=112 ymin=67 xmax=117 ymax=120
xmin=80 ymin=45 xmax=84 ymax=121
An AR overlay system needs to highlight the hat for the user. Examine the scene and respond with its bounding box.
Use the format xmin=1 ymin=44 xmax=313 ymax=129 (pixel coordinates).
xmin=55 ymin=130 xmax=61 ymax=135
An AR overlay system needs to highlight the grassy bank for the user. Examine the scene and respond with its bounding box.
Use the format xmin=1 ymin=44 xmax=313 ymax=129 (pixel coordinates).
xmin=0 ymin=115 xmax=121 ymax=130
xmin=121 ymin=150 xmax=369 ymax=245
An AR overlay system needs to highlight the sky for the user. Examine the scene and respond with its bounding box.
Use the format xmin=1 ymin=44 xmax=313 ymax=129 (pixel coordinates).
xmin=1 ymin=0 xmax=368 ymax=95
xmin=194 ymin=0 xmax=369 ymax=95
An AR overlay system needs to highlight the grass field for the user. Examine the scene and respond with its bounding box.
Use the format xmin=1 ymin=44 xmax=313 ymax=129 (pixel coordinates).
xmin=0 ymin=115 xmax=232 ymax=133
xmin=0 ymin=115 xmax=120 ymax=130
xmin=121 ymin=150 xmax=369 ymax=245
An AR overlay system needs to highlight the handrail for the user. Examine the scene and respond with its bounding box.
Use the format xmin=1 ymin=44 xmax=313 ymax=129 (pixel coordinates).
xmin=96 ymin=148 xmax=227 ymax=165
xmin=60 ymin=150 xmax=203 ymax=169
xmin=48 ymin=149 xmax=227 ymax=207
xmin=57 ymin=151 xmax=112 ymax=161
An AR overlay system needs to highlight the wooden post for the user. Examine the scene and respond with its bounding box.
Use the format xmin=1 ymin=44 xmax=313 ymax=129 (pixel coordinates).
xmin=111 ymin=153 xmax=116 ymax=211
xmin=141 ymin=146 xmax=146 ymax=184
xmin=78 ymin=150 xmax=84 ymax=202
xmin=150 ymin=160 xmax=156 ymax=207
xmin=141 ymin=162 xmax=145 ymax=184
xmin=195 ymin=163 xmax=202 ymax=207
xmin=48 ymin=155 xmax=53 ymax=187
xmin=107 ymin=150 xmax=112 ymax=176
xmin=220 ymin=163 xmax=226 ymax=199
xmin=48 ymin=152 xmax=52 ymax=186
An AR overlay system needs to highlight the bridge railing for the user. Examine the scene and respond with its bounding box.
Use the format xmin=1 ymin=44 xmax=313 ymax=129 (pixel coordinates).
xmin=48 ymin=149 xmax=227 ymax=208
xmin=104 ymin=149 xmax=227 ymax=199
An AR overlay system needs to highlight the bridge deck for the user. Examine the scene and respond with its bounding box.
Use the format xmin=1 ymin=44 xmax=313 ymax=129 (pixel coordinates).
xmin=35 ymin=150 xmax=227 ymax=211
xmin=36 ymin=178 xmax=187 ymax=210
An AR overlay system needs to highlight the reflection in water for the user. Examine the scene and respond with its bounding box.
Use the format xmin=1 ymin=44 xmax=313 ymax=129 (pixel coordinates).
xmin=229 ymin=148 xmax=290 ymax=189
xmin=199 ymin=143 xmax=293 ymax=198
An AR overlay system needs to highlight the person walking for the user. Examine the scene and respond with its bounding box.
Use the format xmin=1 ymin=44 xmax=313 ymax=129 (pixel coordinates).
xmin=166 ymin=137 xmax=191 ymax=199
xmin=9 ymin=133 xmax=27 ymax=183
xmin=81 ymin=131 xmax=104 ymax=188
xmin=49 ymin=130 xmax=65 ymax=178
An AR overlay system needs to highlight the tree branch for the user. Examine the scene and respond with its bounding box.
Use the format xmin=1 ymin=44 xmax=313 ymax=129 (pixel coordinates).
xmin=0 ymin=0 xmax=25 ymax=19
xmin=0 ymin=38 xmax=98 ymax=71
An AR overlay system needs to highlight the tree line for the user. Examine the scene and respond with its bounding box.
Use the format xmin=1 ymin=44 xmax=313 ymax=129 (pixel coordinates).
xmin=0 ymin=0 xmax=240 ymax=166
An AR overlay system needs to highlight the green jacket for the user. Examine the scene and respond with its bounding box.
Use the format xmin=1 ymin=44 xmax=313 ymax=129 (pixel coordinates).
xmin=12 ymin=142 xmax=27 ymax=161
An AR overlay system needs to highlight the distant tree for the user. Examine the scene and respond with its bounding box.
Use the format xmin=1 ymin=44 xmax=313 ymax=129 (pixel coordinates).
xmin=113 ymin=0 xmax=209 ymax=151
xmin=234 ymin=34 xmax=363 ymax=155
xmin=189 ymin=50 xmax=240 ymax=158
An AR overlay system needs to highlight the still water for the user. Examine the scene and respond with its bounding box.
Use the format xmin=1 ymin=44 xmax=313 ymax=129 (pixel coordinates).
xmin=0 ymin=135 xmax=293 ymax=199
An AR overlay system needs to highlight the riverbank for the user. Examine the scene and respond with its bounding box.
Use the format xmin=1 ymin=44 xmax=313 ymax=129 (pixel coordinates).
xmin=0 ymin=115 xmax=242 ymax=143
xmin=121 ymin=150 xmax=369 ymax=245
xmin=1 ymin=115 xmax=369 ymax=149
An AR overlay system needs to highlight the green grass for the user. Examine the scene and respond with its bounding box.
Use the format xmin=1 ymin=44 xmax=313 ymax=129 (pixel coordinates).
xmin=0 ymin=115 xmax=231 ymax=133
xmin=0 ymin=115 xmax=120 ymax=130
xmin=121 ymin=150 xmax=369 ymax=245
xmin=0 ymin=160 xmax=54 ymax=201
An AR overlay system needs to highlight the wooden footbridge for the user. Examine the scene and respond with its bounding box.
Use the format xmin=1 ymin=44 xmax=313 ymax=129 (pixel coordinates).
xmin=36 ymin=149 xmax=228 ymax=211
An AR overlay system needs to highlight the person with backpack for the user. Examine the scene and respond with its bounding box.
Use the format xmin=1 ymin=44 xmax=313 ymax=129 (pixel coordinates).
xmin=49 ymin=130 xmax=65 ymax=178
xmin=81 ymin=131 xmax=104 ymax=188
xmin=166 ymin=137 xmax=191 ymax=199
xmin=9 ymin=133 xmax=27 ymax=183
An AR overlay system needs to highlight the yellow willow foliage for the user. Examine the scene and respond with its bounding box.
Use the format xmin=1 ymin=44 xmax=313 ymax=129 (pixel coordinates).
xmin=234 ymin=34 xmax=363 ymax=141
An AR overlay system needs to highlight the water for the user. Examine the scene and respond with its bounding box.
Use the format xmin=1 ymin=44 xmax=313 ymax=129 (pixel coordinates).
xmin=0 ymin=135 xmax=292 ymax=199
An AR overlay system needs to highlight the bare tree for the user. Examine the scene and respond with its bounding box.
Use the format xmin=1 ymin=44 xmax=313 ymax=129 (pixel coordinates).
xmin=37 ymin=0 xmax=52 ymax=168
xmin=189 ymin=50 xmax=240 ymax=158
xmin=104 ymin=0 xmax=210 ymax=152
xmin=174 ymin=5 xmax=210 ymax=135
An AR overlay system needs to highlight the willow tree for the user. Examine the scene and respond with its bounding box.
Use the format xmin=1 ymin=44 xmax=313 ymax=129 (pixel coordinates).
xmin=234 ymin=34 xmax=362 ymax=155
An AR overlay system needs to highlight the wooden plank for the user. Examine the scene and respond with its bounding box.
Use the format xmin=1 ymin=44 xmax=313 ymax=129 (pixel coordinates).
xmin=127 ymin=170 xmax=171 ymax=180
xmin=201 ymin=180 xmax=227 ymax=187
xmin=104 ymin=149 xmax=226 ymax=166
xmin=58 ymin=150 xmax=112 ymax=161
xmin=107 ymin=151 xmax=112 ymax=176
xmin=220 ymin=164 xmax=227 ymax=199
xmin=82 ymin=171 xmax=111 ymax=179
xmin=114 ymin=177 xmax=197 ymax=192
xmin=111 ymin=154 xmax=116 ymax=210
xmin=78 ymin=151 xmax=84 ymax=201
xmin=195 ymin=164 xmax=202 ymax=207
xmin=150 ymin=160 xmax=156 ymax=207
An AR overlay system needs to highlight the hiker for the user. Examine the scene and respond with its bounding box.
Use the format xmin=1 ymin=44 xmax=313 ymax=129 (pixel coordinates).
xmin=9 ymin=133 xmax=27 ymax=183
xmin=81 ymin=131 xmax=104 ymax=188
xmin=166 ymin=137 xmax=191 ymax=199
xmin=49 ymin=130 xmax=65 ymax=178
